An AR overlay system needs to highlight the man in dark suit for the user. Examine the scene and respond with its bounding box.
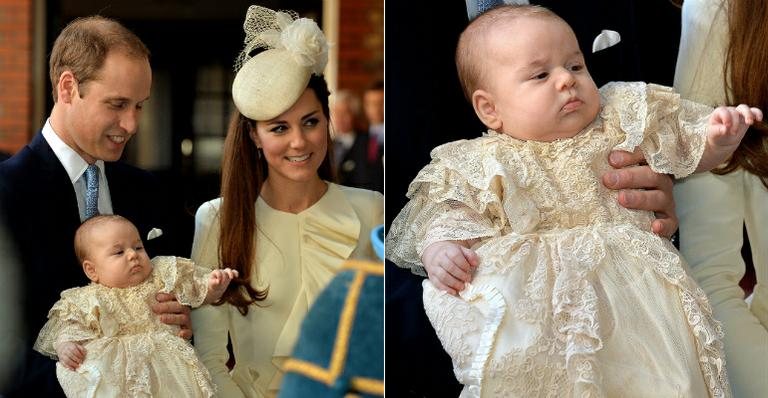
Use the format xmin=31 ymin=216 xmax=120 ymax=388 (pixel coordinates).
xmin=0 ymin=16 xmax=190 ymax=397
xmin=337 ymin=81 xmax=384 ymax=193
xmin=338 ymin=132 xmax=384 ymax=193
xmin=332 ymin=89 xmax=384 ymax=193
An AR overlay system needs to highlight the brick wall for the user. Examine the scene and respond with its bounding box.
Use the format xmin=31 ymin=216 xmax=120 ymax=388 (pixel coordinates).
xmin=337 ymin=0 xmax=383 ymax=97
xmin=0 ymin=0 xmax=32 ymax=155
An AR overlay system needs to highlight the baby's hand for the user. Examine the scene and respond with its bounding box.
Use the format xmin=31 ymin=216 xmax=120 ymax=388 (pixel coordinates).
xmin=698 ymin=104 xmax=762 ymax=172
xmin=707 ymin=104 xmax=762 ymax=149
xmin=206 ymin=268 xmax=239 ymax=303
xmin=55 ymin=342 xmax=86 ymax=371
xmin=421 ymin=240 xmax=479 ymax=296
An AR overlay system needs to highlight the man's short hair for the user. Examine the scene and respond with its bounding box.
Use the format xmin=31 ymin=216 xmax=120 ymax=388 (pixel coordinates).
xmin=49 ymin=16 xmax=150 ymax=101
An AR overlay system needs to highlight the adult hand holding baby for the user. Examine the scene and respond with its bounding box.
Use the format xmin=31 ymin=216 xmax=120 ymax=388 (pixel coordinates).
xmin=603 ymin=149 xmax=678 ymax=238
xmin=152 ymin=294 xmax=193 ymax=340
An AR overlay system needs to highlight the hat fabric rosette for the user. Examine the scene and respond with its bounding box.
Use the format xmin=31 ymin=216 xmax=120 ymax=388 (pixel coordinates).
xmin=232 ymin=5 xmax=329 ymax=121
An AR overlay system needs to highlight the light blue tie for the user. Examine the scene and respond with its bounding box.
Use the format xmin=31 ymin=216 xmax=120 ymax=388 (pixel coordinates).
xmin=84 ymin=164 xmax=100 ymax=219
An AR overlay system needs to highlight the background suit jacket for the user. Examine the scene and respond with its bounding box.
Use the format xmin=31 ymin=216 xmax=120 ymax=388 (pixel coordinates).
xmin=338 ymin=132 xmax=384 ymax=194
xmin=0 ymin=132 xmax=176 ymax=397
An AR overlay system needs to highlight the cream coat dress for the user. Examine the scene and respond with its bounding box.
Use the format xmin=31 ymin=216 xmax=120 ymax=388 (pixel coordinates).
xmin=387 ymin=83 xmax=730 ymax=398
xmin=674 ymin=1 xmax=768 ymax=397
xmin=190 ymin=183 xmax=383 ymax=397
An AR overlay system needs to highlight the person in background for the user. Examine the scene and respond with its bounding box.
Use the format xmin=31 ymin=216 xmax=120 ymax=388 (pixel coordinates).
xmin=334 ymin=87 xmax=383 ymax=193
xmin=190 ymin=6 xmax=383 ymax=397
xmin=332 ymin=80 xmax=385 ymax=193
xmin=0 ymin=16 xmax=190 ymax=397
xmin=331 ymin=89 xmax=363 ymax=170
xmin=673 ymin=0 xmax=768 ymax=396
xmin=363 ymin=80 xmax=384 ymax=153
xmin=332 ymin=89 xmax=379 ymax=190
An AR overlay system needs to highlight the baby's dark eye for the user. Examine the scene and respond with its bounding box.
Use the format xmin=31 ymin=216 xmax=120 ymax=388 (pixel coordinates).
xmin=533 ymin=72 xmax=549 ymax=80
xmin=135 ymin=246 xmax=144 ymax=251
xmin=114 ymin=250 xmax=124 ymax=256
xmin=570 ymin=64 xmax=584 ymax=72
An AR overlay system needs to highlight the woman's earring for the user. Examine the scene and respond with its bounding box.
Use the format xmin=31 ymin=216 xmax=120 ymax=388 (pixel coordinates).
xmin=256 ymin=147 xmax=263 ymax=159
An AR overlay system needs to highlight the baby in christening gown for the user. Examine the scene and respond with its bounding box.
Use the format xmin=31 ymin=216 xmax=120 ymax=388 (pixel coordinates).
xmin=386 ymin=5 xmax=764 ymax=398
xmin=34 ymin=215 xmax=238 ymax=397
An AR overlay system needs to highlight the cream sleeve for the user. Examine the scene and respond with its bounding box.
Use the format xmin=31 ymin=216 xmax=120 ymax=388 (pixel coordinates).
xmin=190 ymin=200 xmax=246 ymax=398
xmin=33 ymin=289 xmax=101 ymax=359
xmin=602 ymin=82 xmax=710 ymax=179
xmin=675 ymin=171 xmax=768 ymax=398
xmin=385 ymin=139 xmax=515 ymax=276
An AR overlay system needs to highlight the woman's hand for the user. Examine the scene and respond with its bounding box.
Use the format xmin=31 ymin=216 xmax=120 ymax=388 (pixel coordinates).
xmin=152 ymin=293 xmax=193 ymax=340
xmin=601 ymin=149 xmax=677 ymax=237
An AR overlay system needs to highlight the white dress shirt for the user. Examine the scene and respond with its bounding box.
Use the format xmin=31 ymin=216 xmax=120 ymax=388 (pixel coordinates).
xmin=42 ymin=119 xmax=113 ymax=221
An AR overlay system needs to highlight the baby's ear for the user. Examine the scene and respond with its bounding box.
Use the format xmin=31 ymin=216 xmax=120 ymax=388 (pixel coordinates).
xmin=472 ymin=89 xmax=502 ymax=130
xmin=82 ymin=260 xmax=99 ymax=283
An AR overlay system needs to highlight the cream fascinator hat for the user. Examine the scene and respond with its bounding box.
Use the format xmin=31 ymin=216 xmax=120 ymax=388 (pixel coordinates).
xmin=232 ymin=5 xmax=329 ymax=121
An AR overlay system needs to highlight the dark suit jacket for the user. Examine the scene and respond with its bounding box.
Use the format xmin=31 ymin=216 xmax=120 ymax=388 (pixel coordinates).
xmin=338 ymin=132 xmax=383 ymax=193
xmin=0 ymin=132 xmax=175 ymax=397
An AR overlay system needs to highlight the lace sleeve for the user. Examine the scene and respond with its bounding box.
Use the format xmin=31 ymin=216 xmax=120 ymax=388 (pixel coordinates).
xmin=33 ymin=288 xmax=101 ymax=359
xmin=154 ymin=256 xmax=209 ymax=308
xmin=604 ymin=82 xmax=710 ymax=178
xmin=386 ymin=139 xmax=507 ymax=276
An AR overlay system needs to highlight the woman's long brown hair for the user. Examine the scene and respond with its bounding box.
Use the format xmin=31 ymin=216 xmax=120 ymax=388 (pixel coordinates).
xmin=718 ymin=0 xmax=768 ymax=188
xmin=216 ymin=75 xmax=336 ymax=315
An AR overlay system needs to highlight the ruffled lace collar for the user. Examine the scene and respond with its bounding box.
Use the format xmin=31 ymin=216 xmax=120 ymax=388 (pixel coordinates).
xmin=485 ymin=118 xmax=601 ymax=149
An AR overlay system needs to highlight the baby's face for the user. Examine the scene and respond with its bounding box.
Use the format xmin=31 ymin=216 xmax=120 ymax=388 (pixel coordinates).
xmin=84 ymin=220 xmax=153 ymax=288
xmin=475 ymin=17 xmax=600 ymax=141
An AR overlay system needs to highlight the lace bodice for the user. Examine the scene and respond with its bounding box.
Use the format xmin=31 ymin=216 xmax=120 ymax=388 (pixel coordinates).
xmin=387 ymin=82 xmax=711 ymax=275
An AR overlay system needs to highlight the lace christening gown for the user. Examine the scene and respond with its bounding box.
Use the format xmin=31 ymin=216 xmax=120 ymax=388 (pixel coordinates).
xmin=34 ymin=256 xmax=215 ymax=398
xmin=387 ymin=82 xmax=731 ymax=398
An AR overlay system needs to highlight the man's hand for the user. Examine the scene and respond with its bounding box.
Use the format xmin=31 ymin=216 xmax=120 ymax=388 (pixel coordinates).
xmin=421 ymin=240 xmax=479 ymax=296
xmin=55 ymin=342 xmax=86 ymax=371
xmin=602 ymin=149 xmax=677 ymax=238
xmin=152 ymin=293 xmax=192 ymax=340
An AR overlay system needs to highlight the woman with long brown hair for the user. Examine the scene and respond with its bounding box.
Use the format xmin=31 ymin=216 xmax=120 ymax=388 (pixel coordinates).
xmin=189 ymin=6 xmax=383 ymax=397
xmin=674 ymin=0 xmax=768 ymax=396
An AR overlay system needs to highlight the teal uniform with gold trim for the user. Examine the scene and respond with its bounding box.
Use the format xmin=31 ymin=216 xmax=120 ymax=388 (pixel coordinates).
xmin=279 ymin=260 xmax=384 ymax=397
